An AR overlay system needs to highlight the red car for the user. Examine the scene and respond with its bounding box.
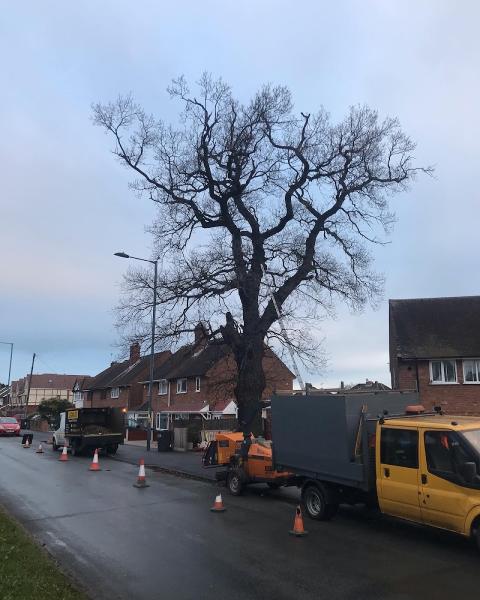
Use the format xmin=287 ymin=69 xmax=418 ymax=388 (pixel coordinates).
xmin=0 ymin=417 xmax=21 ymax=436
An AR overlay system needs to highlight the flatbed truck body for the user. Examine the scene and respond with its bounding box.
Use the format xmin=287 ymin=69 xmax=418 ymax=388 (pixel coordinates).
xmin=52 ymin=408 xmax=125 ymax=455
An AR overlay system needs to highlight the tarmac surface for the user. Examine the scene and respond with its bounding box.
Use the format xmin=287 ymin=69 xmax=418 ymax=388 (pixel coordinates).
xmin=1 ymin=435 xmax=480 ymax=599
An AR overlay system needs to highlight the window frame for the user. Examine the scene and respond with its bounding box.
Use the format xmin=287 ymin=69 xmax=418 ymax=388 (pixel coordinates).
xmin=176 ymin=378 xmax=187 ymax=394
xmin=158 ymin=379 xmax=168 ymax=395
xmin=463 ymin=359 xmax=480 ymax=384
xmin=110 ymin=387 xmax=120 ymax=399
xmin=429 ymin=359 xmax=458 ymax=384
xmin=155 ymin=412 xmax=170 ymax=430
xmin=380 ymin=427 xmax=419 ymax=469
xmin=195 ymin=376 xmax=201 ymax=392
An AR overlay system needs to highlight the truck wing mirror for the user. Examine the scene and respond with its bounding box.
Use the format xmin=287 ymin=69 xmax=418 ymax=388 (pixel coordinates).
xmin=460 ymin=461 xmax=477 ymax=483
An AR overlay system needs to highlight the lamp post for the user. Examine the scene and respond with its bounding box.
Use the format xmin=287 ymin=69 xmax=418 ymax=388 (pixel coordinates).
xmin=115 ymin=252 xmax=157 ymax=451
xmin=0 ymin=341 xmax=13 ymax=386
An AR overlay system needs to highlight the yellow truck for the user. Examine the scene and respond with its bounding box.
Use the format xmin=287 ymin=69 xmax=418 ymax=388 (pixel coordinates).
xmin=271 ymin=392 xmax=480 ymax=548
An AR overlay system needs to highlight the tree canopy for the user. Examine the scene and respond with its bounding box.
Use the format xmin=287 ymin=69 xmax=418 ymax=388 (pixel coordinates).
xmin=38 ymin=398 xmax=73 ymax=425
xmin=93 ymin=75 xmax=429 ymax=433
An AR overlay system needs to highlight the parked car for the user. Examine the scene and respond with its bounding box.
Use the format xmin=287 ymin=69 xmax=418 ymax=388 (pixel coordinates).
xmin=0 ymin=417 xmax=21 ymax=436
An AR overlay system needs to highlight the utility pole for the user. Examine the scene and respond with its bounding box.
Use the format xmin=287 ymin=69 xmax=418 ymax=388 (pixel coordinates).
xmin=146 ymin=259 xmax=158 ymax=452
xmin=25 ymin=353 xmax=36 ymax=418
xmin=115 ymin=251 xmax=158 ymax=451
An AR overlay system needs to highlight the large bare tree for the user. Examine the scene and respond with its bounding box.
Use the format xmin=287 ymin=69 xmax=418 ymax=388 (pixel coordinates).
xmin=93 ymin=74 xmax=429 ymax=435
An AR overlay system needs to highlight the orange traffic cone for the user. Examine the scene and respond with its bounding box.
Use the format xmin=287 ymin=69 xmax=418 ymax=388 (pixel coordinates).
xmin=36 ymin=443 xmax=44 ymax=454
xmin=89 ymin=448 xmax=101 ymax=471
xmin=289 ymin=505 xmax=308 ymax=537
xmin=23 ymin=439 xmax=30 ymax=449
xmin=59 ymin=445 xmax=68 ymax=462
xmin=133 ymin=458 xmax=149 ymax=488
xmin=210 ymin=494 xmax=226 ymax=512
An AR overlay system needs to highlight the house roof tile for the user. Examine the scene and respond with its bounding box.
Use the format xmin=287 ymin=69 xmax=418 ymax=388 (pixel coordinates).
xmin=390 ymin=296 xmax=480 ymax=359
xmin=163 ymin=342 xmax=230 ymax=380
xmin=29 ymin=374 xmax=88 ymax=390
xmin=84 ymin=352 xmax=171 ymax=390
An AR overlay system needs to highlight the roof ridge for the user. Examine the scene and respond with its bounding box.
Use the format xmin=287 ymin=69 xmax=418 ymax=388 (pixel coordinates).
xmin=390 ymin=295 xmax=480 ymax=303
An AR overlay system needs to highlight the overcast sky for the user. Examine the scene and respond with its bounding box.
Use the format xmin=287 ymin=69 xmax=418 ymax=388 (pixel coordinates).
xmin=1 ymin=1 xmax=479 ymax=388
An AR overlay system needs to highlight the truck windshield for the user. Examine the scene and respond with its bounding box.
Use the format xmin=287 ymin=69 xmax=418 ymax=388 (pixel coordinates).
xmin=462 ymin=429 xmax=480 ymax=455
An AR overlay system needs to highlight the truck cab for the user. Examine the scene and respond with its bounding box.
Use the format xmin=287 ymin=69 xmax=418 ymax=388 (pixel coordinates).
xmin=377 ymin=415 xmax=480 ymax=540
xmin=52 ymin=412 xmax=66 ymax=450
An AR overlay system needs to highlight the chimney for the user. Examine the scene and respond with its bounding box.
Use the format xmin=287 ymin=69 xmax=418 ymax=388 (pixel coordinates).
xmin=194 ymin=322 xmax=208 ymax=347
xmin=129 ymin=342 xmax=141 ymax=365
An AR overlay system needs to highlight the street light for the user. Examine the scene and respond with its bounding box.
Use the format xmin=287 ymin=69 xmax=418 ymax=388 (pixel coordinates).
xmin=115 ymin=251 xmax=158 ymax=452
xmin=0 ymin=341 xmax=13 ymax=386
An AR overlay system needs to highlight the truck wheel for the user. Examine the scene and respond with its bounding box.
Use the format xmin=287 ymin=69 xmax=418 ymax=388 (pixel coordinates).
xmin=472 ymin=521 xmax=480 ymax=551
xmin=70 ymin=442 xmax=79 ymax=457
xmin=52 ymin=438 xmax=58 ymax=451
xmin=302 ymin=484 xmax=338 ymax=521
xmin=227 ymin=471 xmax=244 ymax=496
xmin=107 ymin=444 xmax=118 ymax=455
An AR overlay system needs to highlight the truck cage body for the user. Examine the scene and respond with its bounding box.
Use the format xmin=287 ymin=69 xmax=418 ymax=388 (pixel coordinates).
xmin=271 ymin=391 xmax=419 ymax=492
xmin=64 ymin=408 xmax=125 ymax=448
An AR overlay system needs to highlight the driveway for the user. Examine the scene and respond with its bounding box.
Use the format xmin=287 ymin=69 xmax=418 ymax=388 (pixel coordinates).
xmin=1 ymin=435 xmax=479 ymax=599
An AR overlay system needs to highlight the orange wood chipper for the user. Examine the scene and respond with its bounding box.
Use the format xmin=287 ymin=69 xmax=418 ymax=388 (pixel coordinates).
xmin=202 ymin=431 xmax=295 ymax=495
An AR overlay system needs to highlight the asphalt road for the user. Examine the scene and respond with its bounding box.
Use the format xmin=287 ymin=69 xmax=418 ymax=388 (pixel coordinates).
xmin=1 ymin=436 xmax=480 ymax=600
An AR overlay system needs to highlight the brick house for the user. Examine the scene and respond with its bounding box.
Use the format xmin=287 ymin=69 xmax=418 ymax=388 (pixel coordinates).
xmin=81 ymin=342 xmax=171 ymax=414
xmin=389 ymin=296 xmax=480 ymax=415
xmin=141 ymin=324 xmax=295 ymax=434
xmin=9 ymin=373 xmax=88 ymax=414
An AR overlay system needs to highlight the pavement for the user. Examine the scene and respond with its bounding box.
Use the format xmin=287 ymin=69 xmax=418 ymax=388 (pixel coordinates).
xmin=113 ymin=442 xmax=219 ymax=481
xmin=2 ymin=436 xmax=480 ymax=599
xmin=24 ymin=430 xmax=219 ymax=481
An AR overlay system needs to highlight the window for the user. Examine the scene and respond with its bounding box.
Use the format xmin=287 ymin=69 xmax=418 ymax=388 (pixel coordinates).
xmin=128 ymin=411 xmax=150 ymax=429
xmin=430 ymin=360 xmax=457 ymax=383
xmin=380 ymin=428 xmax=418 ymax=468
xmin=463 ymin=360 xmax=480 ymax=383
xmin=463 ymin=429 xmax=480 ymax=454
xmin=425 ymin=430 xmax=477 ymax=484
xmin=158 ymin=379 xmax=168 ymax=395
xmin=156 ymin=413 xmax=169 ymax=430
xmin=73 ymin=391 xmax=82 ymax=402
xmin=173 ymin=413 xmax=189 ymax=420
xmin=111 ymin=387 xmax=120 ymax=399
xmin=176 ymin=378 xmax=187 ymax=394
xmin=195 ymin=376 xmax=201 ymax=392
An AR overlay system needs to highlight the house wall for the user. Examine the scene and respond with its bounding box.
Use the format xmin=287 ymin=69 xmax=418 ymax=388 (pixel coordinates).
xmin=10 ymin=387 xmax=73 ymax=409
xmin=397 ymin=358 xmax=480 ymax=415
xmin=90 ymin=387 xmax=130 ymax=409
xmin=146 ymin=349 xmax=294 ymax=413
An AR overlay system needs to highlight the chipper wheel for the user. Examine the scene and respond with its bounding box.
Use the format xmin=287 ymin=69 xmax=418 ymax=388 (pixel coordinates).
xmin=226 ymin=469 xmax=245 ymax=496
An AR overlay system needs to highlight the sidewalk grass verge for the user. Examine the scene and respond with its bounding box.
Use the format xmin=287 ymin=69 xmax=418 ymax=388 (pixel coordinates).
xmin=0 ymin=506 xmax=87 ymax=600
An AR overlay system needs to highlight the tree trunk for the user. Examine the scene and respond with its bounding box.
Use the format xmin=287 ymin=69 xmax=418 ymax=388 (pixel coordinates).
xmin=234 ymin=335 xmax=266 ymax=437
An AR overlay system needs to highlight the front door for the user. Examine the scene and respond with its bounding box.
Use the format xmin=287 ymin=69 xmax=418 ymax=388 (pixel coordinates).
xmin=378 ymin=426 xmax=422 ymax=522
xmin=419 ymin=429 xmax=472 ymax=533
